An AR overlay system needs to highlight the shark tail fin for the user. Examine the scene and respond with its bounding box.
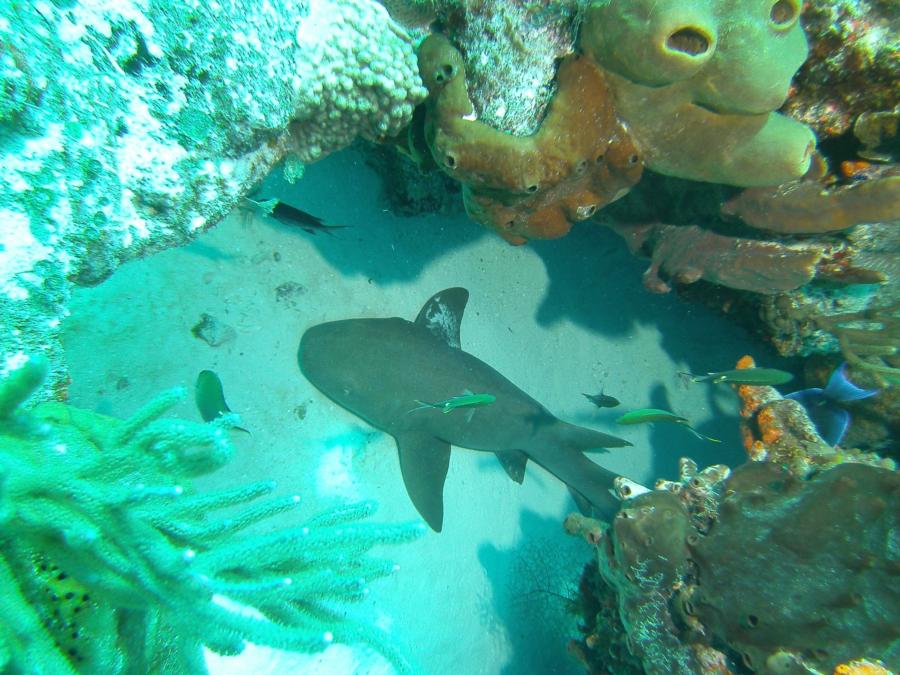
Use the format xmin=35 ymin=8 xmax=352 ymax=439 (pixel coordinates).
xmin=559 ymin=452 xmax=623 ymax=520
xmin=531 ymin=420 xmax=632 ymax=520
xmin=556 ymin=420 xmax=632 ymax=451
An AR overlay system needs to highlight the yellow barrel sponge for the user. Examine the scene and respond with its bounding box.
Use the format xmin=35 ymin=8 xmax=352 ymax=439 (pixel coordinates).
xmin=581 ymin=0 xmax=816 ymax=187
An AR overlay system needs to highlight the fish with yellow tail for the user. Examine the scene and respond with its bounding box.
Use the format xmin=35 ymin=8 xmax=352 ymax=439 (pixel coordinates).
xmin=616 ymin=408 xmax=721 ymax=443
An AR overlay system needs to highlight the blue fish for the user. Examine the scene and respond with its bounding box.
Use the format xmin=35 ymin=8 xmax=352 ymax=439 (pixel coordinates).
xmin=786 ymin=363 xmax=878 ymax=446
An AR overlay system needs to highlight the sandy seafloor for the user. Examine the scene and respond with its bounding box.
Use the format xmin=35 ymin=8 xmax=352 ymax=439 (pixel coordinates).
xmin=61 ymin=150 xmax=777 ymax=674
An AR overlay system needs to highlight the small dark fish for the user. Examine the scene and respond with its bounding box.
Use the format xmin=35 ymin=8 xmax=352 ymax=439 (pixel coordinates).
xmin=616 ymin=408 xmax=720 ymax=443
xmin=582 ymin=391 xmax=620 ymax=408
xmin=195 ymin=370 xmax=250 ymax=433
xmin=681 ymin=367 xmax=794 ymax=386
xmin=245 ymin=196 xmax=347 ymax=235
xmin=786 ymin=362 xmax=878 ymax=446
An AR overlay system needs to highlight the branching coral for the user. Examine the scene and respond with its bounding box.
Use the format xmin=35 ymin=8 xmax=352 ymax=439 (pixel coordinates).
xmin=815 ymin=303 xmax=900 ymax=387
xmin=416 ymin=33 xmax=642 ymax=244
xmin=722 ymin=162 xmax=900 ymax=234
xmin=609 ymin=222 xmax=833 ymax=295
xmin=0 ymin=356 xmax=424 ymax=673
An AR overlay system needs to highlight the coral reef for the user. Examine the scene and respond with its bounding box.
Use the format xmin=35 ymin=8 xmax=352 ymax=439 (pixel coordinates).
xmin=0 ymin=356 xmax=424 ymax=672
xmin=567 ymin=354 xmax=897 ymax=675
xmin=416 ymin=33 xmax=642 ymax=244
xmin=608 ymin=222 xmax=839 ymax=295
xmin=568 ymin=459 xmax=899 ymax=675
xmin=689 ymin=461 xmax=898 ymax=673
xmin=734 ymin=354 xmax=894 ymax=471
xmin=781 ymin=0 xmax=899 ymax=139
xmin=581 ymin=0 xmax=816 ymax=186
xmin=0 ymin=0 xmax=425 ymax=399
xmin=426 ymin=1 xmax=581 ymax=136
xmin=722 ymin=162 xmax=900 ymax=235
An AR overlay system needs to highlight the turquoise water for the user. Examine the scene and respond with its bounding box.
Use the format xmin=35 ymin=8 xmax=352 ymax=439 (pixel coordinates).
xmin=61 ymin=151 xmax=769 ymax=673
xmin=2 ymin=1 xmax=897 ymax=673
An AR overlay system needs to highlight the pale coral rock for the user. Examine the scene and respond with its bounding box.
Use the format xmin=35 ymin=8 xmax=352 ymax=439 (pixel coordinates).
xmin=0 ymin=0 xmax=425 ymax=399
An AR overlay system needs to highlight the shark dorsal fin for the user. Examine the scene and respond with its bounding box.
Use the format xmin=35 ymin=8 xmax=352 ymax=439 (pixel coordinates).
xmin=414 ymin=287 xmax=469 ymax=349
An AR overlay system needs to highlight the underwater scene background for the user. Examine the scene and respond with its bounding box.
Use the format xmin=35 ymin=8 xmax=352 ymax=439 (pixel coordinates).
xmin=0 ymin=1 xmax=897 ymax=674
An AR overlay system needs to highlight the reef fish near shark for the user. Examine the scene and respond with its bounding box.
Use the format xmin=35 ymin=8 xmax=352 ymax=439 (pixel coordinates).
xmin=298 ymin=287 xmax=632 ymax=532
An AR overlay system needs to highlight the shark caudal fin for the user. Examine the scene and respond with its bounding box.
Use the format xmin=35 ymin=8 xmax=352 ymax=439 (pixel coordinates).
xmin=556 ymin=420 xmax=632 ymax=451
xmin=532 ymin=421 xmax=632 ymax=520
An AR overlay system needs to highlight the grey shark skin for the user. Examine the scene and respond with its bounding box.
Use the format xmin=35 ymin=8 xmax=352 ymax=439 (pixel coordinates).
xmin=298 ymin=288 xmax=631 ymax=532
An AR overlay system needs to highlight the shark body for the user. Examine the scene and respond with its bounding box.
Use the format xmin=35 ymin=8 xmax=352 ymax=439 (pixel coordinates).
xmin=298 ymin=288 xmax=631 ymax=531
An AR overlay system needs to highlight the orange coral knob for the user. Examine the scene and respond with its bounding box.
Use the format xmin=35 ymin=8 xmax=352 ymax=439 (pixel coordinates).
xmin=736 ymin=354 xmax=756 ymax=370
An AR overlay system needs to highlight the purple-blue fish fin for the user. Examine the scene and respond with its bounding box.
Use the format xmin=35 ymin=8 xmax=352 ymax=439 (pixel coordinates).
xmin=807 ymin=404 xmax=851 ymax=447
xmin=785 ymin=387 xmax=824 ymax=406
xmin=823 ymin=363 xmax=879 ymax=402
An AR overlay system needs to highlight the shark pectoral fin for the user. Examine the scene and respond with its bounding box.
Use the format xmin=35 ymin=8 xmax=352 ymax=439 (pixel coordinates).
xmin=568 ymin=486 xmax=593 ymax=516
xmin=495 ymin=450 xmax=528 ymax=484
xmin=396 ymin=432 xmax=451 ymax=532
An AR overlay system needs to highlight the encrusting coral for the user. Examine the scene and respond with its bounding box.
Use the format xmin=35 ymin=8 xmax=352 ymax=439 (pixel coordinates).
xmin=416 ymin=33 xmax=642 ymax=244
xmin=0 ymin=356 xmax=424 ymax=673
xmin=580 ymin=0 xmax=816 ymax=187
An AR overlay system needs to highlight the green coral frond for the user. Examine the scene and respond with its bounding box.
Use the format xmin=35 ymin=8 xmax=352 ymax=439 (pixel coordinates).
xmin=0 ymin=358 xmax=424 ymax=673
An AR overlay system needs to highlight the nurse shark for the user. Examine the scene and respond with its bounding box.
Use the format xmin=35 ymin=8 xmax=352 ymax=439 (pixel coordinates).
xmin=298 ymin=288 xmax=632 ymax=532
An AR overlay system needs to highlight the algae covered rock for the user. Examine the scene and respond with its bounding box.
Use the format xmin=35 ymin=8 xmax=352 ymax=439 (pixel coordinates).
xmin=690 ymin=461 xmax=900 ymax=673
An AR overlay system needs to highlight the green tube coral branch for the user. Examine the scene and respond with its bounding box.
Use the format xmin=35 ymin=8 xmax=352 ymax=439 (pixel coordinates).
xmin=0 ymin=355 xmax=425 ymax=673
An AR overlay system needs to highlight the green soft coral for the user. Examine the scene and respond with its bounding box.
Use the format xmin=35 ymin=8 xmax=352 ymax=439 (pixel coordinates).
xmin=581 ymin=0 xmax=816 ymax=186
xmin=0 ymin=356 xmax=424 ymax=673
